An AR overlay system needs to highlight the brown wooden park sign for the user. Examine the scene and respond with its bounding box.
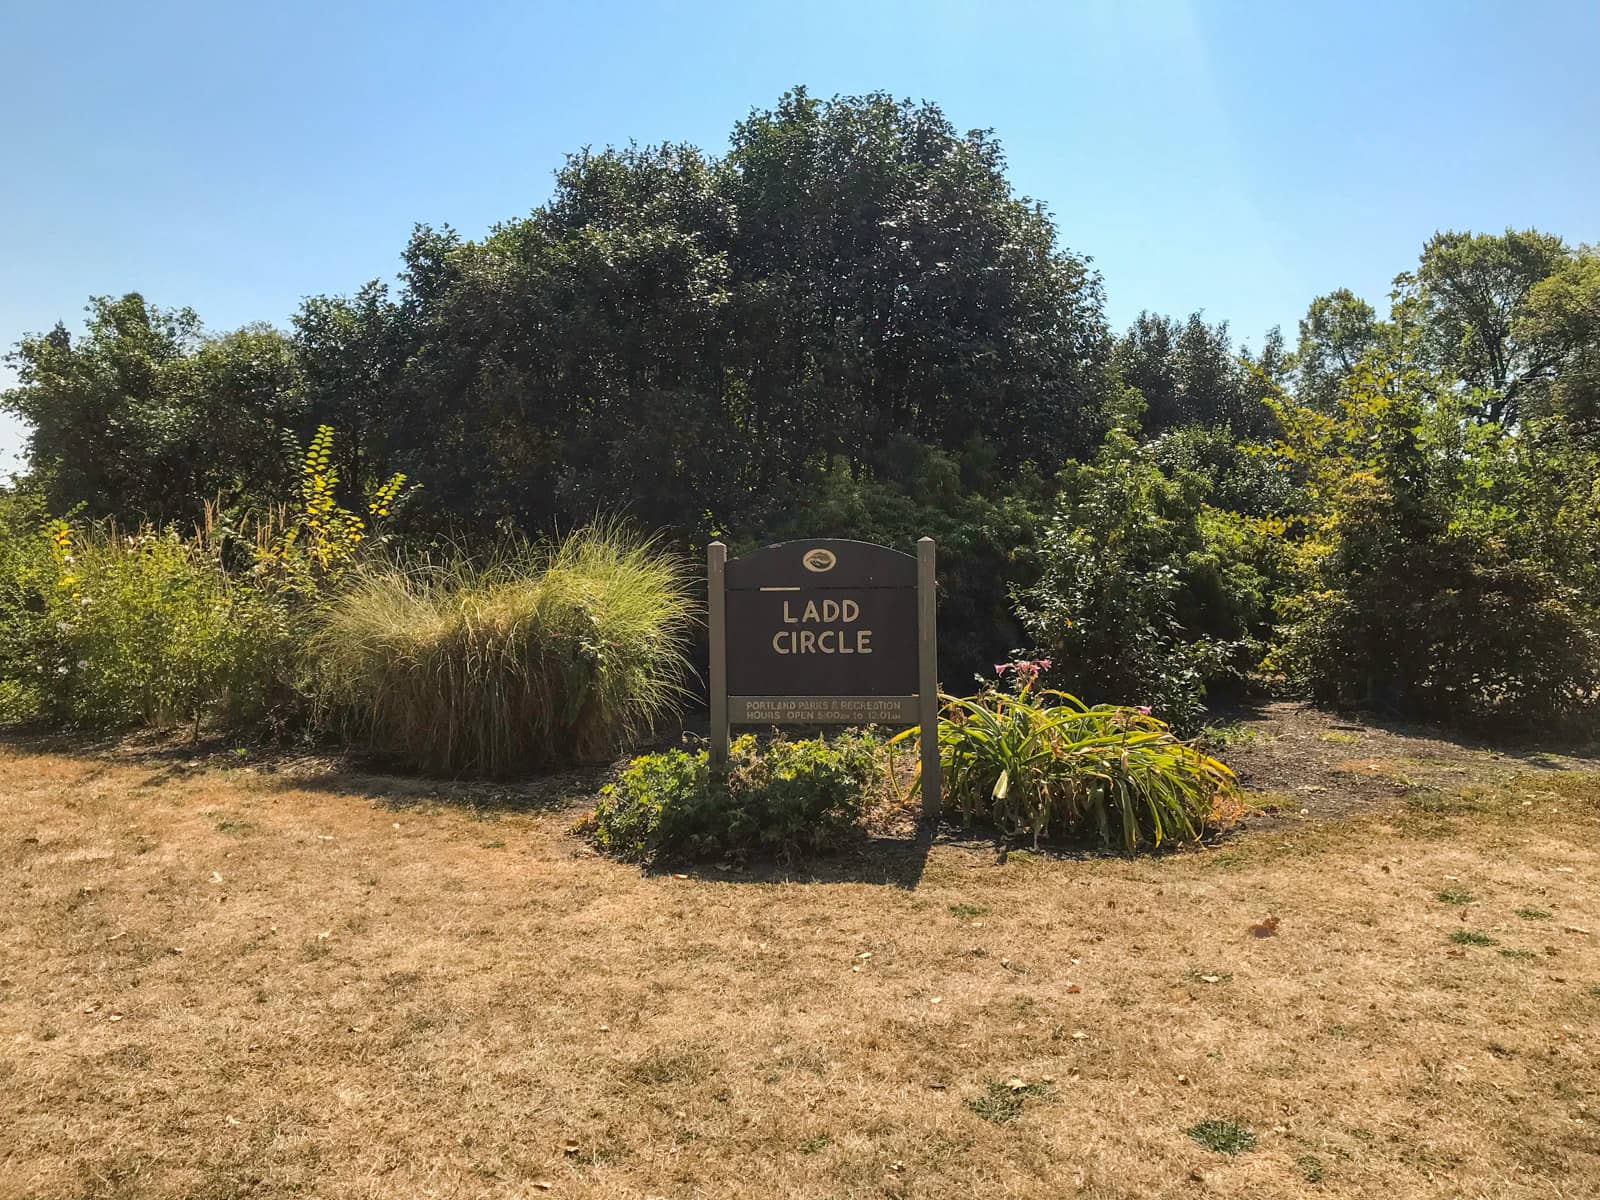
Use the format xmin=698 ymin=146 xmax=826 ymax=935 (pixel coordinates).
xmin=707 ymin=538 xmax=941 ymax=819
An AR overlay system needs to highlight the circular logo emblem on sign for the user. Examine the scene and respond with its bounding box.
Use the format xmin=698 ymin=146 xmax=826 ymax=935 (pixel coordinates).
xmin=802 ymin=547 xmax=837 ymax=573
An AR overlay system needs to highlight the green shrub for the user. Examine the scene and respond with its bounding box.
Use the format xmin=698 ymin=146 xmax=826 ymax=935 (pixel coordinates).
xmin=306 ymin=527 xmax=696 ymax=776
xmin=1017 ymin=429 xmax=1277 ymax=732
xmin=894 ymin=674 xmax=1240 ymax=851
xmin=0 ymin=514 xmax=293 ymax=731
xmin=1147 ymin=425 xmax=1304 ymax=520
xmin=587 ymin=743 xmax=713 ymax=861
xmin=0 ymin=428 xmax=414 ymax=735
xmin=1275 ymin=467 xmax=1600 ymax=726
xmin=1267 ymin=362 xmax=1600 ymax=731
xmin=0 ymin=490 xmax=56 ymax=722
xmin=587 ymin=732 xmax=879 ymax=863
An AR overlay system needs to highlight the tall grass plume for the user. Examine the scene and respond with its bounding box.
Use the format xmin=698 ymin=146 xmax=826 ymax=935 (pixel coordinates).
xmin=307 ymin=527 xmax=697 ymax=776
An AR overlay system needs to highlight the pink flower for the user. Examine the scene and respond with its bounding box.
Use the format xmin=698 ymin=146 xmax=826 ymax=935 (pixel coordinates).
xmin=1038 ymin=659 xmax=1052 ymax=671
xmin=1135 ymin=705 xmax=1152 ymax=715
xmin=995 ymin=663 xmax=1008 ymax=676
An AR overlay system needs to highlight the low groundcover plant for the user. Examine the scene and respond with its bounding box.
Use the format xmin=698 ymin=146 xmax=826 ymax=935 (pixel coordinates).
xmin=584 ymin=731 xmax=880 ymax=864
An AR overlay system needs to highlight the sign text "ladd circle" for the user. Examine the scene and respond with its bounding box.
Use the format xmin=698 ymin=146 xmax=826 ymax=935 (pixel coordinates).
xmin=772 ymin=597 xmax=873 ymax=655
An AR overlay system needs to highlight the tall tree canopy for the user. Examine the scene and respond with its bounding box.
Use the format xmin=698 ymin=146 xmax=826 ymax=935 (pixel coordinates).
xmin=372 ymin=89 xmax=1115 ymax=537
xmin=1402 ymin=228 xmax=1573 ymax=424
xmin=5 ymin=90 xmax=1115 ymax=539
xmin=1293 ymin=288 xmax=1378 ymax=414
xmin=1515 ymin=250 xmax=1600 ymax=430
xmin=1113 ymin=311 xmax=1277 ymax=437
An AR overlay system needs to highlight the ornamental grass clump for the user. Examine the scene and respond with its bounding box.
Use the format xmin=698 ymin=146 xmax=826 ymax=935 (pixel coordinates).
xmin=893 ymin=661 xmax=1241 ymax=851
xmin=307 ymin=528 xmax=696 ymax=776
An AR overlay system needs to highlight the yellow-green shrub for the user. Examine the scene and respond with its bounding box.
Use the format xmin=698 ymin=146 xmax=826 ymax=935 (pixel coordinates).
xmin=0 ymin=427 xmax=407 ymax=735
xmin=8 ymin=521 xmax=293 ymax=731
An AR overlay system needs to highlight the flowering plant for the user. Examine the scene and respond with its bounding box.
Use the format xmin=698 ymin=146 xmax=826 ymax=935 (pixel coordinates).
xmin=993 ymin=656 xmax=1052 ymax=694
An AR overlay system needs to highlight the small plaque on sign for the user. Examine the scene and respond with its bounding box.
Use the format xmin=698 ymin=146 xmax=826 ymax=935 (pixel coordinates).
xmin=729 ymin=696 xmax=920 ymax=725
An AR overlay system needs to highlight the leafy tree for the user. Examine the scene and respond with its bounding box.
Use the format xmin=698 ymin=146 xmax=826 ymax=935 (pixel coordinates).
xmin=304 ymin=89 xmax=1117 ymax=548
xmin=1267 ymin=331 xmax=1600 ymax=727
xmin=1515 ymin=250 xmax=1600 ymax=429
xmin=1115 ymin=313 xmax=1181 ymax=428
xmin=1242 ymin=325 xmax=1291 ymax=389
xmin=1293 ymin=288 xmax=1378 ymax=413
xmin=1114 ymin=311 xmax=1276 ymax=437
xmin=721 ymin=89 xmax=1110 ymax=471
xmin=293 ymin=282 xmax=410 ymax=493
xmin=170 ymin=324 xmax=302 ymax=503
xmin=1403 ymin=228 xmax=1572 ymax=424
xmin=1018 ymin=427 xmax=1278 ymax=730
xmin=1146 ymin=424 xmax=1304 ymax=520
xmin=2 ymin=295 xmax=301 ymax=522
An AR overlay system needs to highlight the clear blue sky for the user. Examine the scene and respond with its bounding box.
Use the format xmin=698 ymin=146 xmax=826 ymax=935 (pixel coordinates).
xmin=3 ymin=0 xmax=1597 ymax=472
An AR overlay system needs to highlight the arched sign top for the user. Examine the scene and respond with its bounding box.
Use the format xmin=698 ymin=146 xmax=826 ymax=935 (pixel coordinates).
xmin=725 ymin=538 xmax=916 ymax=591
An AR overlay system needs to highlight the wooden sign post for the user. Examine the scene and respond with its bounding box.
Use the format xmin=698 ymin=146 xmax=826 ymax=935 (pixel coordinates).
xmin=708 ymin=538 xmax=940 ymax=821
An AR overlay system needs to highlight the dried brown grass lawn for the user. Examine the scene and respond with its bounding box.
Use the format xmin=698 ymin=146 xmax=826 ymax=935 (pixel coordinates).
xmin=3 ymin=739 xmax=1599 ymax=1199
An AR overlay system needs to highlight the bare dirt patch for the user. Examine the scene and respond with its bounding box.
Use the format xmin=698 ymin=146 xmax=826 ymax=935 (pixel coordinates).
xmin=1213 ymin=701 xmax=1600 ymax=822
xmin=2 ymin=728 xmax=1599 ymax=1199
